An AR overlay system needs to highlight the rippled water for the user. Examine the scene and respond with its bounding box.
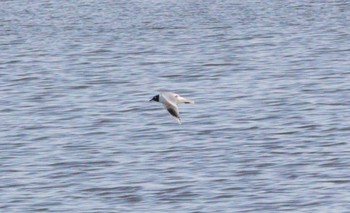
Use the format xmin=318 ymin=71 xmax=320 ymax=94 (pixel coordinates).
xmin=1 ymin=0 xmax=350 ymax=212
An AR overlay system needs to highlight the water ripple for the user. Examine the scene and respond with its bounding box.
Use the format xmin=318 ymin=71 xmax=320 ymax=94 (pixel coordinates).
xmin=1 ymin=0 xmax=350 ymax=212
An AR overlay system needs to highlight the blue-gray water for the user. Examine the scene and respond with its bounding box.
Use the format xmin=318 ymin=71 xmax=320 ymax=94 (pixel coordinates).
xmin=1 ymin=0 xmax=350 ymax=212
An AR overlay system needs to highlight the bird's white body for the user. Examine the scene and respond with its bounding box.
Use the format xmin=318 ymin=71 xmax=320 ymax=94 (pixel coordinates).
xmin=151 ymin=92 xmax=194 ymax=124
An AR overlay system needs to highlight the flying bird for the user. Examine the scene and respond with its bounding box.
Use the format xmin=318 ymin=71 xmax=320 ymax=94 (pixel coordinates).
xmin=150 ymin=92 xmax=194 ymax=124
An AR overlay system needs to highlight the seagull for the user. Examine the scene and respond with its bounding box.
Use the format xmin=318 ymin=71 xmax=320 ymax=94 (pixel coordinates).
xmin=150 ymin=92 xmax=194 ymax=124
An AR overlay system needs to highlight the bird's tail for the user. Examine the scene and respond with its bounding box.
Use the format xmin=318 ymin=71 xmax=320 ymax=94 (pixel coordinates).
xmin=178 ymin=96 xmax=195 ymax=104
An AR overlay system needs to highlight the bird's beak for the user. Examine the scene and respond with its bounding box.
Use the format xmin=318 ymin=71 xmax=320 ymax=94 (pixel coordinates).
xmin=149 ymin=99 xmax=153 ymax=102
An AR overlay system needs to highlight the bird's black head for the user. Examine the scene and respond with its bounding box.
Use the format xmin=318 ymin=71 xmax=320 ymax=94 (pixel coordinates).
xmin=150 ymin=95 xmax=159 ymax=102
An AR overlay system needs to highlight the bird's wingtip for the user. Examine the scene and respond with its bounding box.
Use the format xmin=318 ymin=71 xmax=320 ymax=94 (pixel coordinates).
xmin=174 ymin=117 xmax=181 ymax=124
xmin=184 ymin=101 xmax=194 ymax=104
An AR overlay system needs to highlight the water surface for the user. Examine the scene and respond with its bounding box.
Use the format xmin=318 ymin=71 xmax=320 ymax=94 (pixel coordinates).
xmin=1 ymin=0 xmax=350 ymax=212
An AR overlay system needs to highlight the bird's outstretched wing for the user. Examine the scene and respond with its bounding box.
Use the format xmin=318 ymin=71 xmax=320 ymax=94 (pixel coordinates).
xmin=164 ymin=103 xmax=181 ymax=124
xmin=176 ymin=96 xmax=195 ymax=104
xmin=162 ymin=92 xmax=194 ymax=104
